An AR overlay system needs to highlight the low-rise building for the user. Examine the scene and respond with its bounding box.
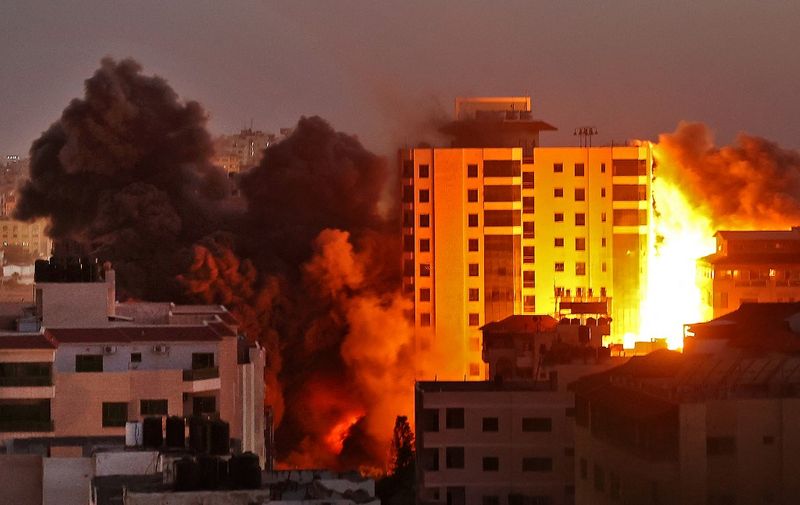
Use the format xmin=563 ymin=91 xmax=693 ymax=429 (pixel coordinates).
xmin=415 ymin=315 xmax=621 ymax=505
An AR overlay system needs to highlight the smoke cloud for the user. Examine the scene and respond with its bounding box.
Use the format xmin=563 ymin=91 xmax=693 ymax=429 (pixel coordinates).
xmin=15 ymin=58 xmax=414 ymax=471
xmin=655 ymin=122 xmax=800 ymax=228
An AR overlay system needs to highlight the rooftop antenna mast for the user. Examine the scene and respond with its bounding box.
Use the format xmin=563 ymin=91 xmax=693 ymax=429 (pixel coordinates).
xmin=574 ymin=126 xmax=598 ymax=147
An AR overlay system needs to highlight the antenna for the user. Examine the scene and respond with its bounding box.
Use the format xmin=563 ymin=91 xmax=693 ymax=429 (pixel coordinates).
xmin=573 ymin=126 xmax=598 ymax=147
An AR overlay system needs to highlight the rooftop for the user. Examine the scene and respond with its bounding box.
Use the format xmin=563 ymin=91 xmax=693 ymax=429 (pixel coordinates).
xmin=480 ymin=314 xmax=559 ymax=334
xmin=716 ymin=229 xmax=800 ymax=241
xmin=45 ymin=325 xmax=222 ymax=344
xmin=416 ymin=379 xmax=555 ymax=393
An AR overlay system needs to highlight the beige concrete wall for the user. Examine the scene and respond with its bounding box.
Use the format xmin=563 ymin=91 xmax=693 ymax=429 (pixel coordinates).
xmin=43 ymin=457 xmax=91 ymax=505
xmin=0 ymin=454 xmax=42 ymax=505
xmin=38 ymin=281 xmax=111 ymax=327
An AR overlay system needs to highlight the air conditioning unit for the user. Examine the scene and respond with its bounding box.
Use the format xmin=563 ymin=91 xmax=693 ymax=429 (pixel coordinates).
xmin=152 ymin=344 xmax=169 ymax=354
xmin=103 ymin=345 xmax=117 ymax=355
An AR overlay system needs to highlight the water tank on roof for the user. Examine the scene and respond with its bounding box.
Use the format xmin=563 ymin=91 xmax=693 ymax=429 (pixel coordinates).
xmin=208 ymin=420 xmax=230 ymax=455
xmin=188 ymin=416 xmax=208 ymax=453
xmin=198 ymin=456 xmax=221 ymax=490
xmin=174 ymin=457 xmax=200 ymax=492
xmin=142 ymin=416 xmax=163 ymax=448
xmin=230 ymin=452 xmax=261 ymax=489
xmin=125 ymin=421 xmax=143 ymax=447
xmin=166 ymin=416 xmax=185 ymax=448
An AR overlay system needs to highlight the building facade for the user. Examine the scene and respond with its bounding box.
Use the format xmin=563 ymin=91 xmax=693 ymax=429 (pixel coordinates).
xmin=697 ymin=229 xmax=800 ymax=320
xmin=0 ymin=259 xmax=266 ymax=463
xmin=402 ymin=97 xmax=651 ymax=378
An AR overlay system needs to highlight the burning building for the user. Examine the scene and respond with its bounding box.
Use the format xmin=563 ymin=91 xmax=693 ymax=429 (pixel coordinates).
xmin=402 ymin=97 xmax=651 ymax=379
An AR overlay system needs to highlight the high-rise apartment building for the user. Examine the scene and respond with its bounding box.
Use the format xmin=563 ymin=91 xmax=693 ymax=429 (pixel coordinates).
xmin=401 ymin=97 xmax=651 ymax=378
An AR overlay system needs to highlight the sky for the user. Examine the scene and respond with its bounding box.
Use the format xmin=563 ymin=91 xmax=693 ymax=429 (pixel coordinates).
xmin=2 ymin=0 xmax=799 ymax=160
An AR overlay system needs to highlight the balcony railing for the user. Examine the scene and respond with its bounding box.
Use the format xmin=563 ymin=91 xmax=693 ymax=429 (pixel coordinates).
xmin=0 ymin=419 xmax=54 ymax=432
xmin=183 ymin=367 xmax=219 ymax=381
xmin=0 ymin=376 xmax=52 ymax=387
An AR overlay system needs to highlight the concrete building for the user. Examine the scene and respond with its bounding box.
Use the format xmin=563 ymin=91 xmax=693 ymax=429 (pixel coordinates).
xmin=415 ymin=315 xmax=621 ymax=505
xmin=402 ymin=97 xmax=651 ymax=378
xmin=573 ymin=303 xmax=800 ymax=505
xmin=212 ymin=128 xmax=276 ymax=175
xmin=697 ymin=229 xmax=800 ymax=320
xmin=0 ymin=258 xmax=266 ymax=464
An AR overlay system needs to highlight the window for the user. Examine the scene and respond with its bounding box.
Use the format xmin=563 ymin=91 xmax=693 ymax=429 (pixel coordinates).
xmin=402 ymin=160 xmax=414 ymax=178
xmin=576 ymin=262 xmax=586 ymax=276
xmin=467 ymin=189 xmax=479 ymax=202
xmin=523 ymin=196 xmax=535 ymax=213
xmin=423 ymin=448 xmax=439 ymax=471
xmin=555 ymin=262 xmax=565 ymax=272
xmin=574 ymin=188 xmax=585 ymax=201
xmin=469 ymin=264 xmax=479 ymax=277
xmin=554 ymin=188 xmax=564 ymax=198
xmin=601 ymin=262 xmax=607 ymax=273
xmin=419 ymin=189 xmax=430 ymax=203
xmin=468 ymin=214 xmax=479 ymax=227
xmin=140 ymin=399 xmax=168 ymax=416
xmin=420 ymin=288 xmax=431 ymax=302
xmin=484 ymin=185 xmax=519 ymax=202
xmin=420 ymin=214 xmax=430 ymax=227
xmin=482 ymin=457 xmax=499 ymax=471
xmin=469 ymin=338 xmax=480 ymax=352
xmin=522 ymin=457 xmax=552 ymax=472
xmin=469 ymin=363 xmax=480 ymax=376
xmin=76 ymin=354 xmax=103 ymax=373
xmin=484 ymin=160 xmax=520 ymax=177
xmin=420 ymin=313 xmax=431 ymax=327
xmin=554 ymin=213 xmax=564 ymax=222
xmin=130 ymin=353 xmax=142 ymax=363
xmin=575 ymin=213 xmax=586 ymax=226
xmin=419 ymin=164 xmax=430 ymax=178
xmin=601 ymin=187 xmax=606 ymax=198
xmin=522 ymin=172 xmax=534 ymax=188
xmin=523 ymin=296 xmax=535 ymax=312
xmin=575 ymin=237 xmax=586 ymax=251
xmin=192 ymin=353 xmax=214 ymax=370
xmin=523 ymin=222 xmax=535 ymax=238
xmin=482 ymin=417 xmax=499 ymax=432
xmin=707 ymin=436 xmax=736 ymax=456
xmin=445 ymin=447 xmax=465 ymax=468
xmin=446 ymin=408 xmax=465 ymax=429
xmin=423 ymin=409 xmax=439 ymax=432
xmin=574 ymin=163 xmax=585 ymax=176
xmin=403 ymin=211 xmax=414 ymax=227
xmin=601 ymin=237 xmax=607 ymax=247
xmin=420 ymin=264 xmax=431 ymax=277
xmin=468 ymin=289 xmax=480 ymax=302
xmin=564 ymin=447 xmax=574 ymax=457
xmin=468 ymin=313 xmax=480 ymax=326
xmin=522 ymin=417 xmax=552 ymax=432
xmin=467 ymin=164 xmax=478 ymax=178
xmin=554 ymin=163 xmax=563 ymax=173
xmin=102 ymin=402 xmax=128 ymax=427
xmin=523 ymin=271 xmax=535 ymax=288
xmin=468 ymin=239 xmax=479 ymax=252
xmin=601 ymin=163 xmax=606 ymax=173
xmin=523 ymin=246 xmax=535 ymax=263
xmin=601 ymin=212 xmax=607 ymax=223
xmin=763 ymin=435 xmax=775 ymax=445
xmin=192 ymin=396 xmax=216 ymax=415
xmin=420 ymin=239 xmax=430 ymax=252
xmin=554 ymin=238 xmax=564 ymax=247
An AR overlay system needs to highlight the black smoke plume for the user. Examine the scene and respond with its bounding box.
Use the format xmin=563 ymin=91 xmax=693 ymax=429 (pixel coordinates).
xmin=15 ymin=58 xmax=411 ymax=470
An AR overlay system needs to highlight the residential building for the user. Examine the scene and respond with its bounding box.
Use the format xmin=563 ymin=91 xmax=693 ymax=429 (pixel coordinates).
xmin=697 ymin=229 xmax=800 ymax=320
xmin=212 ymin=128 xmax=276 ymax=176
xmin=402 ymin=97 xmax=651 ymax=378
xmin=415 ymin=315 xmax=621 ymax=505
xmin=0 ymin=258 xmax=266 ymax=464
xmin=573 ymin=303 xmax=800 ymax=505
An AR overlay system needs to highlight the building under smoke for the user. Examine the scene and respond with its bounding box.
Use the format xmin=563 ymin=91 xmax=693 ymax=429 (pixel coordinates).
xmin=402 ymin=97 xmax=651 ymax=379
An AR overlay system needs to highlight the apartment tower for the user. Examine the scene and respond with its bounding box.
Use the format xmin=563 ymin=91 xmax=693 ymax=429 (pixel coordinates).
xmin=401 ymin=97 xmax=651 ymax=378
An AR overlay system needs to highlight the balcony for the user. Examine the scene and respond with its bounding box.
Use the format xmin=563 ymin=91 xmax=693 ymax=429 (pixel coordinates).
xmin=0 ymin=419 xmax=54 ymax=432
xmin=183 ymin=367 xmax=219 ymax=381
xmin=0 ymin=376 xmax=52 ymax=387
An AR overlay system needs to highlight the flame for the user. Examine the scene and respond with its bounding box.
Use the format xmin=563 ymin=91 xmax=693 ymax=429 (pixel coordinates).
xmin=324 ymin=413 xmax=363 ymax=454
xmin=637 ymin=174 xmax=716 ymax=349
